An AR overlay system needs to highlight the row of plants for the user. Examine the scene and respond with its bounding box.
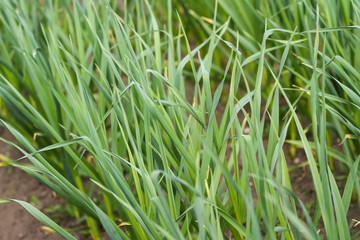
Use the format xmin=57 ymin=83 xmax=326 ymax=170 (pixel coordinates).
xmin=0 ymin=0 xmax=359 ymax=239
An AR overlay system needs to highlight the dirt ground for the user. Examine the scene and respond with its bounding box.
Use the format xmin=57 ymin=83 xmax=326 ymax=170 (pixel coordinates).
xmin=287 ymin=143 xmax=360 ymax=237
xmin=0 ymin=128 xmax=89 ymax=240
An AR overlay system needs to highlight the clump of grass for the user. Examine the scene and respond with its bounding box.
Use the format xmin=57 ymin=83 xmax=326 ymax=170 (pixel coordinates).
xmin=170 ymin=0 xmax=360 ymax=162
xmin=0 ymin=0 xmax=358 ymax=239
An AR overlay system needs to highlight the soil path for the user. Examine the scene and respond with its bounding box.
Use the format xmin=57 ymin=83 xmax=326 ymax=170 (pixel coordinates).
xmin=0 ymin=128 xmax=86 ymax=239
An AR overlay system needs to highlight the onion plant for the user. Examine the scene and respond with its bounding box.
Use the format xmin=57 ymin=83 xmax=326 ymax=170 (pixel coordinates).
xmin=0 ymin=0 xmax=358 ymax=239
xmin=169 ymin=0 xmax=360 ymax=162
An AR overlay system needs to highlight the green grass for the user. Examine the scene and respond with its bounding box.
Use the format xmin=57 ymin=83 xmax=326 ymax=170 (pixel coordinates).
xmin=168 ymin=0 xmax=360 ymax=161
xmin=0 ymin=0 xmax=359 ymax=239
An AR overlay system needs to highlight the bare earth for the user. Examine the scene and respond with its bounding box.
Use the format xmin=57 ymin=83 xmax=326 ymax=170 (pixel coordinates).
xmin=0 ymin=128 xmax=87 ymax=240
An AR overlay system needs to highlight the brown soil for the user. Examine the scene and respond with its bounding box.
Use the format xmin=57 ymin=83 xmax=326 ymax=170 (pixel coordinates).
xmin=0 ymin=128 xmax=89 ymax=240
xmin=288 ymin=146 xmax=360 ymax=237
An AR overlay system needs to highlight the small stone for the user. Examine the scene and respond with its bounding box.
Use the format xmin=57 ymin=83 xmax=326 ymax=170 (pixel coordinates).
xmin=243 ymin=127 xmax=250 ymax=134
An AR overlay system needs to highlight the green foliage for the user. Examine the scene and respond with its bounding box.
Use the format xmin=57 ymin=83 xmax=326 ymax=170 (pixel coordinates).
xmin=0 ymin=0 xmax=359 ymax=239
